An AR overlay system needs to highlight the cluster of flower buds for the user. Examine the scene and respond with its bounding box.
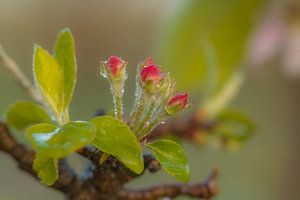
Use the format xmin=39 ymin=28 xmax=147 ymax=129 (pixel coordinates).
xmin=100 ymin=56 xmax=188 ymax=140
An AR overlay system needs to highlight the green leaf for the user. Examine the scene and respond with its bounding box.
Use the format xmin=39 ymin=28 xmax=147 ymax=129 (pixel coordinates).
xmin=33 ymin=153 xmax=58 ymax=186
xmin=158 ymin=0 xmax=263 ymax=91
xmin=214 ymin=110 xmax=255 ymax=150
xmin=6 ymin=101 xmax=52 ymax=130
xmin=91 ymin=116 xmax=143 ymax=174
xmin=33 ymin=45 xmax=65 ymax=119
xmin=54 ymin=28 xmax=77 ymax=110
xmin=26 ymin=121 xmax=96 ymax=158
xmin=146 ymin=139 xmax=190 ymax=182
xmin=202 ymin=71 xmax=245 ymax=117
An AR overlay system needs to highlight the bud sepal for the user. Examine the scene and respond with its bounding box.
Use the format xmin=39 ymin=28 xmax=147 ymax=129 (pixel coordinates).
xmin=101 ymin=55 xmax=127 ymax=81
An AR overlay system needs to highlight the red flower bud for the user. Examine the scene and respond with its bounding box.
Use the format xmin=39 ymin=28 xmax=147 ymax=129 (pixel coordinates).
xmin=106 ymin=55 xmax=126 ymax=77
xmin=143 ymin=57 xmax=155 ymax=66
xmin=140 ymin=65 xmax=164 ymax=85
xmin=165 ymin=92 xmax=188 ymax=115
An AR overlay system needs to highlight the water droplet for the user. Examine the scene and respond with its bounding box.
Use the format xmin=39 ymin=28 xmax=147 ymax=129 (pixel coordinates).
xmin=135 ymin=91 xmax=141 ymax=97
xmin=100 ymin=71 xmax=107 ymax=78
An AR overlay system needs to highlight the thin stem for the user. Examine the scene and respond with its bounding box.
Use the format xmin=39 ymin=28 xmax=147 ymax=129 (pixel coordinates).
xmin=134 ymin=99 xmax=157 ymax=135
xmin=138 ymin=108 xmax=168 ymax=140
xmin=63 ymin=109 xmax=71 ymax=124
xmin=111 ymin=81 xmax=125 ymax=121
xmin=129 ymin=93 xmax=149 ymax=131
xmin=128 ymin=88 xmax=141 ymax=126
xmin=0 ymin=45 xmax=43 ymax=104
xmin=115 ymin=92 xmax=124 ymax=120
xmin=129 ymin=66 xmax=143 ymax=126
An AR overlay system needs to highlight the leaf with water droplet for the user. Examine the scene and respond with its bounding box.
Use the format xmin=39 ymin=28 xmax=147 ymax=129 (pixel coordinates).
xmin=26 ymin=121 xmax=96 ymax=158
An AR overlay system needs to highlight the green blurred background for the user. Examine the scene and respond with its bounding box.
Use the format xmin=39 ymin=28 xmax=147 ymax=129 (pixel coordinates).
xmin=0 ymin=0 xmax=300 ymax=199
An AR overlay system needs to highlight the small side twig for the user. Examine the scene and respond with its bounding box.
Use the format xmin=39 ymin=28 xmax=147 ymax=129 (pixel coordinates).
xmin=149 ymin=110 xmax=217 ymax=142
xmin=0 ymin=45 xmax=42 ymax=104
xmin=119 ymin=168 xmax=219 ymax=200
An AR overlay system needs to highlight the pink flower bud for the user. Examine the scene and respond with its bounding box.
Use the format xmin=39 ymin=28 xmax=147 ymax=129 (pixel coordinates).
xmin=143 ymin=57 xmax=155 ymax=66
xmin=140 ymin=65 xmax=164 ymax=85
xmin=165 ymin=92 xmax=188 ymax=115
xmin=106 ymin=55 xmax=126 ymax=77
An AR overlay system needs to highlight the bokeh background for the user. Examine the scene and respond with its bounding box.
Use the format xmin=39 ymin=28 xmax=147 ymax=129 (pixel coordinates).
xmin=0 ymin=0 xmax=300 ymax=199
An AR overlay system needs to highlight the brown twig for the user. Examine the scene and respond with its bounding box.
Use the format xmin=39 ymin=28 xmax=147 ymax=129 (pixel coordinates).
xmin=119 ymin=168 xmax=219 ymax=200
xmin=149 ymin=110 xmax=217 ymax=142
xmin=0 ymin=45 xmax=42 ymax=104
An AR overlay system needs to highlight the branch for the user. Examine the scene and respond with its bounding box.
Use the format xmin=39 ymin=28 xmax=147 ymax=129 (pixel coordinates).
xmin=148 ymin=110 xmax=217 ymax=142
xmin=119 ymin=168 xmax=219 ymax=200
xmin=0 ymin=122 xmax=81 ymax=193
xmin=0 ymin=45 xmax=42 ymax=104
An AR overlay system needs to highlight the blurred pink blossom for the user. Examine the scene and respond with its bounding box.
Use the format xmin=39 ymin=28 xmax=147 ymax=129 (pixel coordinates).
xmin=248 ymin=8 xmax=300 ymax=78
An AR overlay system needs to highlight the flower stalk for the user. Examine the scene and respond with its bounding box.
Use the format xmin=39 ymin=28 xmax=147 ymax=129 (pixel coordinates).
xmin=100 ymin=56 xmax=127 ymax=121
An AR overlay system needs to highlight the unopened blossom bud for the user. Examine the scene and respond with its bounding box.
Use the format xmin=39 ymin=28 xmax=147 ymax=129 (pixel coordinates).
xmin=140 ymin=65 xmax=164 ymax=92
xmin=143 ymin=57 xmax=155 ymax=66
xmin=164 ymin=92 xmax=188 ymax=115
xmin=102 ymin=55 xmax=127 ymax=80
xmin=100 ymin=55 xmax=127 ymax=120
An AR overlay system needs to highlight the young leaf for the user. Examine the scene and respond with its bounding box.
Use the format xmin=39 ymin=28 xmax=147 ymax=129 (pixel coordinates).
xmin=91 ymin=116 xmax=144 ymax=174
xmin=214 ymin=110 xmax=255 ymax=150
xmin=33 ymin=45 xmax=65 ymax=120
xmin=33 ymin=153 xmax=58 ymax=186
xmin=54 ymin=28 xmax=77 ymax=110
xmin=26 ymin=121 xmax=96 ymax=158
xmin=202 ymin=71 xmax=245 ymax=117
xmin=158 ymin=0 xmax=263 ymax=90
xmin=6 ymin=101 xmax=52 ymax=130
xmin=146 ymin=139 xmax=190 ymax=182
xmin=26 ymin=123 xmax=59 ymax=152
